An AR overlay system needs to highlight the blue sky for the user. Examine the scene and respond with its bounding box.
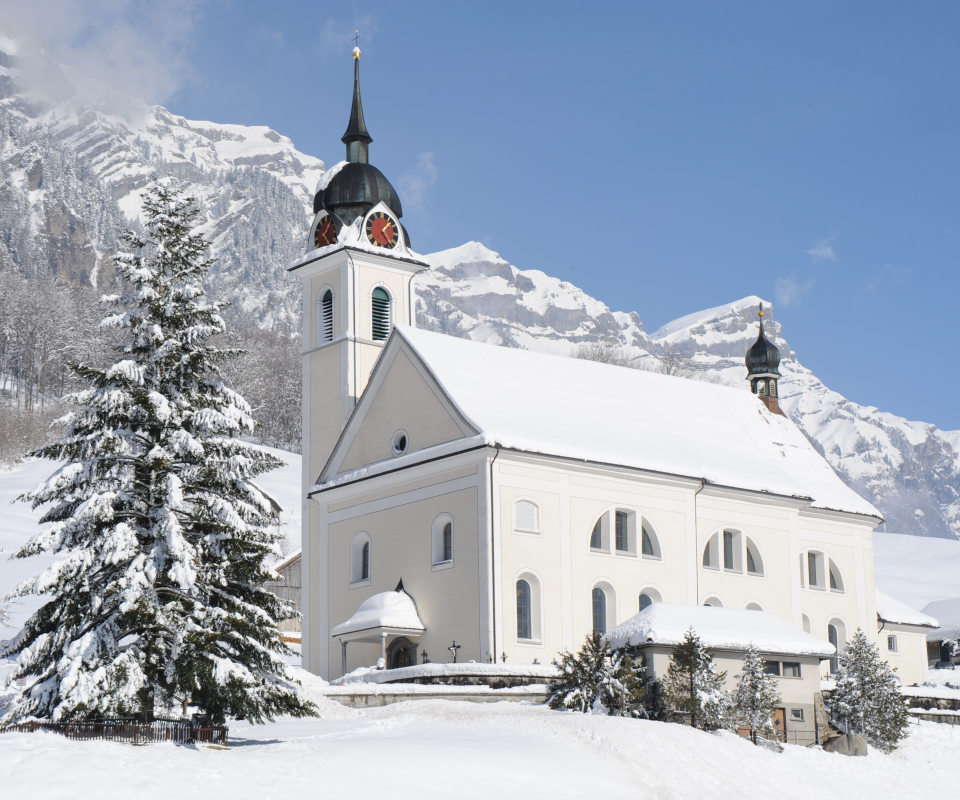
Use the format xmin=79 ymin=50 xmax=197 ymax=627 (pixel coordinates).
xmin=10 ymin=1 xmax=960 ymax=429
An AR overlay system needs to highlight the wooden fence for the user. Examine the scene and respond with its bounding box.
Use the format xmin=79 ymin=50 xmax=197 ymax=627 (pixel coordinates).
xmin=0 ymin=718 xmax=228 ymax=746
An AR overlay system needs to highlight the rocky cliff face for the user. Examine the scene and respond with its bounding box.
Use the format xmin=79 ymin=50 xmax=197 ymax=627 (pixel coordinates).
xmin=0 ymin=38 xmax=322 ymax=331
xmin=2 ymin=38 xmax=957 ymax=539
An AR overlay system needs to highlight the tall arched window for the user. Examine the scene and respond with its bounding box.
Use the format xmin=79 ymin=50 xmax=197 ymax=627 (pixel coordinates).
xmin=371 ymin=287 xmax=391 ymax=340
xmin=615 ymin=511 xmax=629 ymax=552
xmin=318 ymin=288 xmax=334 ymax=343
xmin=431 ymin=513 xmax=454 ymax=567
xmin=516 ymin=580 xmax=532 ymax=641
xmin=639 ymin=593 xmax=653 ymax=611
xmin=443 ymin=522 xmax=452 ymax=562
xmin=351 ymin=532 xmax=371 ymax=584
xmin=590 ymin=518 xmax=602 ymax=549
xmin=592 ymin=587 xmax=607 ymax=635
xmin=828 ymin=624 xmax=839 ymax=674
xmin=361 ymin=542 xmax=370 ymax=581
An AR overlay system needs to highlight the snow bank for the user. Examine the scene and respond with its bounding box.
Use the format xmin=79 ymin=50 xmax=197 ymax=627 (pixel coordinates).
xmin=876 ymin=590 xmax=939 ymax=628
xmin=340 ymin=662 xmax=557 ymax=685
xmin=341 ymin=326 xmax=879 ymax=518
xmin=605 ymin=603 xmax=836 ymax=657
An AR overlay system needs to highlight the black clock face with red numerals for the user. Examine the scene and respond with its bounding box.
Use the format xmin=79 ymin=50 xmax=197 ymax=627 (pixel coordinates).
xmin=365 ymin=211 xmax=399 ymax=248
xmin=313 ymin=215 xmax=337 ymax=248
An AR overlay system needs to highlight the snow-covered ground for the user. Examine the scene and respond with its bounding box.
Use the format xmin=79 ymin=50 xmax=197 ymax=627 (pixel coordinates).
xmin=0 ymin=698 xmax=958 ymax=799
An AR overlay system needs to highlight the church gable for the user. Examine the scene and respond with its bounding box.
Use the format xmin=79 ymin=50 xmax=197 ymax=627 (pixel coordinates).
xmin=330 ymin=341 xmax=474 ymax=477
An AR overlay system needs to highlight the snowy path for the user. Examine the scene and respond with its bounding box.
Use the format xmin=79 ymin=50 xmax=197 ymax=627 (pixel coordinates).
xmin=0 ymin=701 xmax=958 ymax=799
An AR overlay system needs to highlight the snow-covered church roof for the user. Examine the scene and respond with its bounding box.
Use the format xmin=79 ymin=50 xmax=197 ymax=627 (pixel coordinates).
xmin=331 ymin=588 xmax=425 ymax=641
xmin=372 ymin=326 xmax=879 ymax=518
xmin=604 ymin=603 xmax=836 ymax=658
xmin=875 ymin=589 xmax=939 ymax=628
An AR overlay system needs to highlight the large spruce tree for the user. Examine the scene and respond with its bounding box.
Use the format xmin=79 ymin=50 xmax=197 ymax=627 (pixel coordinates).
xmin=0 ymin=181 xmax=315 ymax=725
xmin=548 ymin=633 xmax=645 ymax=716
xmin=731 ymin=644 xmax=781 ymax=745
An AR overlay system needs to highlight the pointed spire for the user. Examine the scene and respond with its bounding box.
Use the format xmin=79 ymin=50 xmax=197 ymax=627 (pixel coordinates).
xmin=342 ymin=48 xmax=372 ymax=163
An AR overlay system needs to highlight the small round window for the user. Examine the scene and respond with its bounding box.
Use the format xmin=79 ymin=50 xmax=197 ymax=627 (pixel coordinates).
xmin=391 ymin=430 xmax=408 ymax=456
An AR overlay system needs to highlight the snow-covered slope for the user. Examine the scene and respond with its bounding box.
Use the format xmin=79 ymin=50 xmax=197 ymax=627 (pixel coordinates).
xmin=0 ymin=35 xmax=322 ymax=330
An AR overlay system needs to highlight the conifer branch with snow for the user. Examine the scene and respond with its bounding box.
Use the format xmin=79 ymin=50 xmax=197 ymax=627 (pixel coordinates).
xmin=0 ymin=181 xmax=315 ymax=725
xmin=731 ymin=643 xmax=781 ymax=745
xmin=660 ymin=627 xmax=730 ymax=730
xmin=548 ymin=633 xmax=645 ymax=716
xmin=824 ymin=629 xmax=909 ymax=751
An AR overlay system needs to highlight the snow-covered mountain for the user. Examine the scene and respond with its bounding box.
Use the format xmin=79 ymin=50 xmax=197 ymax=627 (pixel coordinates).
xmin=0 ymin=34 xmax=321 ymax=330
xmin=414 ymin=243 xmax=960 ymax=540
xmin=2 ymin=35 xmax=957 ymax=539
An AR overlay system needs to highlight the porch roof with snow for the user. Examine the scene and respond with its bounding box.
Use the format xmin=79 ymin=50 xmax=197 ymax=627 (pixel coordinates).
xmin=330 ymin=588 xmax=425 ymax=643
xmin=604 ymin=603 xmax=836 ymax=658
xmin=315 ymin=326 xmax=880 ymax=519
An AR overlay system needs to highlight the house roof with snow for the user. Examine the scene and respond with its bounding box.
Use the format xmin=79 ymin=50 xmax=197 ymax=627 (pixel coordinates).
xmin=316 ymin=325 xmax=880 ymax=519
xmin=876 ymin=589 xmax=939 ymax=628
xmin=331 ymin=588 xmax=425 ymax=642
xmin=604 ymin=603 xmax=836 ymax=658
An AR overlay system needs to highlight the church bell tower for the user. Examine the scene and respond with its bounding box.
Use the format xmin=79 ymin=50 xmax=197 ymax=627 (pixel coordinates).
xmin=289 ymin=45 xmax=428 ymax=673
xmin=745 ymin=304 xmax=783 ymax=415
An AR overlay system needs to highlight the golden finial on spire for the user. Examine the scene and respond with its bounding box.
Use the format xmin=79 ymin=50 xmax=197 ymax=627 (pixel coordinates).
xmin=352 ymin=30 xmax=362 ymax=59
xmin=758 ymin=303 xmax=764 ymax=318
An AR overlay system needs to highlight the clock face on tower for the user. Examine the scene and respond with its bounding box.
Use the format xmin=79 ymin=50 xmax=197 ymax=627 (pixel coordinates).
xmin=365 ymin=211 xmax=399 ymax=249
xmin=313 ymin=215 xmax=337 ymax=248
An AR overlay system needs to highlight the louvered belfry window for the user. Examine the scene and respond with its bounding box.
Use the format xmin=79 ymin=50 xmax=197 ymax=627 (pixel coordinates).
xmin=371 ymin=287 xmax=391 ymax=340
xmin=320 ymin=289 xmax=334 ymax=342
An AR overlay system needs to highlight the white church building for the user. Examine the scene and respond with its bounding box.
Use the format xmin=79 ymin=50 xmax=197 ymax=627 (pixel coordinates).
xmin=287 ymin=49 xmax=934 ymax=689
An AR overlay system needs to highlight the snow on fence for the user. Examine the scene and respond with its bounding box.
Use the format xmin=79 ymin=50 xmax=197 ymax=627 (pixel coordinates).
xmin=0 ymin=718 xmax=228 ymax=746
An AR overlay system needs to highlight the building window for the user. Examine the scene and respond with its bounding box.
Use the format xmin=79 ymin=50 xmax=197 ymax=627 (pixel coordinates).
xmin=702 ymin=596 xmax=724 ymax=608
xmin=807 ymin=551 xmax=821 ymax=588
xmin=615 ymin=511 xmax=629 ymax=552
xmin=592 ymin=587 xmax=607 ymax=635
xmin=351 ymin=533 xmax=371 ymax=584
xmin=763 ymin=661 xmax=781 ymax=676
xmin=827 ymin=621 xmax=847 ymax=674
xmin=758 ymin=380 xmax=767 ymax=396
xmin=514 ymin=500 xmax=539 ymax=533
xmin=638 ymin=587 xmax=662 ymax=611
xmin=745 ymin=538 xmax=764 ymax=576
xmin=790 ymin=708 xmax=803 ymax=721
xmin=802 ymin=550 xmax=844 ymax=593
xmin=391 ymin=429 xmax=408 ymax=456
xmin=517 ymin=580 xmax=532 ymax=641
xmin=431 ymin=514 xmax=454 ymax=568
xmin=782 ymin=662 xmax=801 ymax=678
xmin=703 ymin=534 xmax=719 ymax=569
xmin=887 ymin=634 xmax=898 ymax=653
xmin=745 ymin=602 xmax=763 ymax=611
xmin=371 ymin=287 xmax=391 ymax=341
xmin=829 ymin=561 xmax=845 ymax=593
xmin=641 ymin=526 xmax=654 ymax=556
xmin=802 ymin=613 xmax=812 ymax=634
xmin=318 ymin=288 xmax=334 ymax=343
xmin=769 ymin=381 xmax=777 ymax=397
xmin=639 ymin=593 xmax=653 ymax=611
xmin=590 ymin=518 xmax=602 ymax=550
xmin=722 ymin=530 xmax=742 ymax=572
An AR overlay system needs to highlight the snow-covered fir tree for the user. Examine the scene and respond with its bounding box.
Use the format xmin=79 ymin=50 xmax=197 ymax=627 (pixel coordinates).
xmin=660 ymin=627 xmax=729 ymax=730
xmin=731 ymin=644 xmax=781 ymax=745
xmin=825 ymin=629 xmax=909 ymax=751
xmin=0 ymin=181 xmax=315 ymax=725
xmin=548 ymin=633 xmax=645 ymax=716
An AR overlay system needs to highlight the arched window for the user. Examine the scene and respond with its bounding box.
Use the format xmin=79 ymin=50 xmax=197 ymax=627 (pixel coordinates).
xmin=828 ymin=560 xmax=845 ymax=593
xmin=318 ymin=288 xmax=334 ymax=343
xmin=371 ymin=287 xmax=391 ymax=341
xmin=351 ymin=533 xmax=371 ymax=584
xmin=703 ymin=534 xmax=719 ymax=569
xmin=828 ymin=624 xmax=839 ymax=674
xmin=516 ymin=580 xmax=532 ymax=641
xmin=431 ymin=514 xmax=454 ymax=567
xmin=802 ymin=613 xmax=812 ymax=634
xmin=769 ymin=381 xmax=777 ymax=397
xmin=590 ymin=518 xmax=602 ymax=550
xmin=638 ymin=587 xmax=662 ymax=611
xmin=758 ymin=380 xmax=767 ymax=396
xmin=615 ymin=511 xmax=628 ymax=552
xmin=703 ymin=596 xmax=724 ymax=608
xmin=745 ymin=538 xmax=764 ymax=576
xmin=514 ymin=500 xmax=539 ymax=533
xmin=515 ymin=570 xmax=542 ymax=643
xmin=592 ymin=587 xmax=607 ymax=635
xmin=801 ymin=550 xmax=845 ymax=593
xmin=745 ymin=602 xmax=763 ymax=611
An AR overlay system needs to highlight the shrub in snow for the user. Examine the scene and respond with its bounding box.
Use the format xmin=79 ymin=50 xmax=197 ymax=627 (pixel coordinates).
xmin=825 ymin=628 xmax=909 ymax=751
xmin=0 ymin=182 xmax=316 ymax=725
xmin=731 ymin=643 xmax=781 ymax=745
xmin=660 ymin=627 xmax=730 ymax=730
xmin=548 ymin=633 xmax=645 ymax=716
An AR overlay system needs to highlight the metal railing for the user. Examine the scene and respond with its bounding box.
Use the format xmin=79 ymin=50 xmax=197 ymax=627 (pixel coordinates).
xmin=0 ymin=718 xmax=228 ymax=746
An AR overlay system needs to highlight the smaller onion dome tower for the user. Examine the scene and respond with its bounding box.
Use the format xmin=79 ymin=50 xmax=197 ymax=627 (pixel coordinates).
xmin=745 ymin=303 xmax=783 ymax=415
